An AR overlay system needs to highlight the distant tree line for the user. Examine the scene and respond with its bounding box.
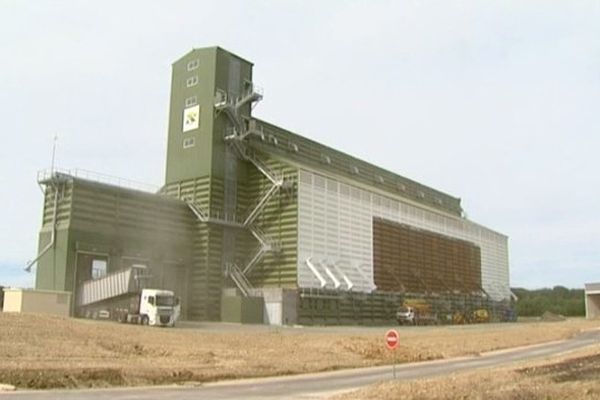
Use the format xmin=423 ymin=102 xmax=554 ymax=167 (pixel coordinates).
xmin=512 ymin=286 xmax=585 ymax=317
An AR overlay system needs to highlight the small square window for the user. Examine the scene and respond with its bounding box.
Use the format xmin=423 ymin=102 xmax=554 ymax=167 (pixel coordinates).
xmin=91 ymin=259 xmax=107 ymax=280
xmin=186 ymin=76 xmax=198 ymax=87
xmin=185 ymin=96 xmax=197 ymax=107
xmin=183 ymin=137 xmax=195 ymax=149
xmin=187 ymin=59 xmax=200 ymax=71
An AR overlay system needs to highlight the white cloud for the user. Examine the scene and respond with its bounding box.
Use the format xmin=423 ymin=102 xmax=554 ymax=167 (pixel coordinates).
xmin=1 ymin=0 xmax=599 ymax=289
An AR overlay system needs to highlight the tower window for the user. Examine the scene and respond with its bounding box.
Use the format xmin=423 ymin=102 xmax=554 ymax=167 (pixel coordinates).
xmin=187 ymin=59 xmax=200 ymax=71
xmin=185 ymin=96 xmax=197 ymax=107
xmin=183 ymin=137 xmax=195 ymax=149
xmin=186 ymin=76 xmax=198 ymax=87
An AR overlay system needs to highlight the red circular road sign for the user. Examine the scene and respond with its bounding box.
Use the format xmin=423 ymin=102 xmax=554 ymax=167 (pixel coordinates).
xmin=385 ymin=329 xmax=399 ymax=350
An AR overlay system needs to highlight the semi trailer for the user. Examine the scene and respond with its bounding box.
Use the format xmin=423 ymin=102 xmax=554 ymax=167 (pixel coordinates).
xmin=77 ymin=265 xmax=180 ymax=327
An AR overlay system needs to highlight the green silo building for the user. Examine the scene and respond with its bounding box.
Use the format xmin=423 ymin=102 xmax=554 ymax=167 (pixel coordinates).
xmin=31 ymin=47 xmax=511 ymax=325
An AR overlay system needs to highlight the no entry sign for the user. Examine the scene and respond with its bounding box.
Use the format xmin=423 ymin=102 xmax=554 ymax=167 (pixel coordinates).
xmin=385 ymin=329 xmax=399 ymax=350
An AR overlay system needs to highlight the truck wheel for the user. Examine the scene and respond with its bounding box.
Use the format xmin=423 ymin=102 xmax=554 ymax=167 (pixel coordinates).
xmin=141 ymin=315 xmax=149 ymax=325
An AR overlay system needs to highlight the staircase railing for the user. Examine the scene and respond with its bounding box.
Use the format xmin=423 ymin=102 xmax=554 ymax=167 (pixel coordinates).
xmin=226 ymin=263 xmax=252 ymax=297
xmin=214 ymin=84 xmax=282 ymax=296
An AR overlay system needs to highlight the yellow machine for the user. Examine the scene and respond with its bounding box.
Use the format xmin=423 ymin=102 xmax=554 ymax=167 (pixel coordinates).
xmin=397 ymin=299 xmax=438 ymax=325
xmin=472 ymin=309 xmax=490 ymax=323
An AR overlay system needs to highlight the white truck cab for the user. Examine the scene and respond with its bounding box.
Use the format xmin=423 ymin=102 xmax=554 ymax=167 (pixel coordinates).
xmin=140 ymin=289 xmax=180 ymax=327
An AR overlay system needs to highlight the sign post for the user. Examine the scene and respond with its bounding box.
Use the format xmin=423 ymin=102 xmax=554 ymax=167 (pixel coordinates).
xmin=385 ymin=329 xmax=399 ymax=378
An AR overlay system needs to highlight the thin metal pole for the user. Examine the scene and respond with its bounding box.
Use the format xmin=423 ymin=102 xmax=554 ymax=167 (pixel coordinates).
xmin=51 ymin=134 xmax=58 ymax=173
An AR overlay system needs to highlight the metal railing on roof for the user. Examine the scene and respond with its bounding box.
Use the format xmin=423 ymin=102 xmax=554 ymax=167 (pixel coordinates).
xmin=37 ymin=168 xmax=159 ymax=193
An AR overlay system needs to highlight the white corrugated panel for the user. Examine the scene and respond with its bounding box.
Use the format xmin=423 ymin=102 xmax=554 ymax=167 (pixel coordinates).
xmin=297 ymin=169 xmax=510 ymax=300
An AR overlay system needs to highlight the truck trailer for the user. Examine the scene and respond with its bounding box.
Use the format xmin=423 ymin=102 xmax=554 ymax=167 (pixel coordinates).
xmin=77 ymin=266 xmax=180 ymax=327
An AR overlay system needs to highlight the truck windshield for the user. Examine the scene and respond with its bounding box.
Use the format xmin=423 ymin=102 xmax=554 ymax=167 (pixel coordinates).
xmin=156 ymin=295 xmax=175 ymax=307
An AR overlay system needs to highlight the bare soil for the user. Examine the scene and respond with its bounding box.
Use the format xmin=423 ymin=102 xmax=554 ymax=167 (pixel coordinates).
xmin=0 ymin=313 xmax=598 ymax=390
xmin=335 ymin=344 xmax=600 ymax=400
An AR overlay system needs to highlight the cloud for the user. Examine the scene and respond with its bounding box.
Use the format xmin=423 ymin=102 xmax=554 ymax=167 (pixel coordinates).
xmin=0 ymin=1 xmax=599 ymax=289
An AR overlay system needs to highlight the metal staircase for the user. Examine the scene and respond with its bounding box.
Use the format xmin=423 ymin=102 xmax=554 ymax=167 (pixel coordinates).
xmin=211 ymin=84 xmax=283 ymax=296
xmin=225 ymin=263 xmax=252 ymax=297
xmin=242 ymin=225 xmax=281 ymax=275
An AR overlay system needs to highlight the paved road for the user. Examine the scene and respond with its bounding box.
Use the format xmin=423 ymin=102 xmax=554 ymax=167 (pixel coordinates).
xmin=5 ymin=329 xmax=600 ymax=400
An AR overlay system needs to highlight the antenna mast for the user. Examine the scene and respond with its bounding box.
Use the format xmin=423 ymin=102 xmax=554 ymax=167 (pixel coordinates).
xmin=51 ymin=134 xmax=58 ymax=173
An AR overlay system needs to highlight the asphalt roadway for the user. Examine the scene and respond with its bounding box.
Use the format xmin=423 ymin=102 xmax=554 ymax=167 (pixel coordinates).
xmin=4 ymin=329 xmax=600 ymax=400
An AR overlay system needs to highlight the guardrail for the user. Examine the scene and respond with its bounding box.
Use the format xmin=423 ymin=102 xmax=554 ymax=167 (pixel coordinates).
xmin=37 ymin=168 xmax=159 ymax=193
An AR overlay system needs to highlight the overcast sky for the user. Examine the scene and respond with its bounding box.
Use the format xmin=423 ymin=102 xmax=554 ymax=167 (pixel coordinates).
xmin=1 ymin=1 xmax=599 ymax=289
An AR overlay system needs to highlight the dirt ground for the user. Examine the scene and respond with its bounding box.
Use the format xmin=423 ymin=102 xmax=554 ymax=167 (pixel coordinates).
xmin=0 ymin=313 xmax=598 ymax=389
xmin=335 ymin=344 xmax=600 ymax=400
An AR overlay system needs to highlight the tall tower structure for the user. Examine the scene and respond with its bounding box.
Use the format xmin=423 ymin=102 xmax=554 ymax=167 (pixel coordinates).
xmin=163 ymin=47 xmax=262 ymax=320
xmin=165 ymin=47 xmax=253 ymax=186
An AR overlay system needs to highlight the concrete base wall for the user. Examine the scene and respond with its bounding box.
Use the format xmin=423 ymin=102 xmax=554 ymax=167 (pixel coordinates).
xmin=220 ymin=295 xmax=264 ymax=324
xmin=585 ymin=293 xmax=600 ymax=319
xmin=220 ymin=288 xmax=298 ymax=325
xmin=254 ymin=288 xmax=298 ymax=326
xmin=2 ymin=289 xmax=71 ymax=317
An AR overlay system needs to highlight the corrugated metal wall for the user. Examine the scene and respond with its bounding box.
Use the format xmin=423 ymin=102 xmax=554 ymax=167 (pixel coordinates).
xmin=297 ymin=169 xmax=510 ymax=301
xmin=242 ymin=155 xmax=298 ymax=288
xmin=297 ymin=289 xmax=404 ymax=325
xmin=250 ymin=119 xmax=463 ymax=216
xmin=373 ymin=218 xmax=482 ymax=293
xmin=35 ymin=178 xmax=196 ymax=314
xmin=163 ymin=176 xmax=224 ymax=320
xmin=297 ymin=170 xmax=375 ymax=292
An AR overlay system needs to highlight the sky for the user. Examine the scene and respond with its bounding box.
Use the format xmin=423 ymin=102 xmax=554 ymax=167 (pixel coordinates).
xmin=0 ymin=0 xmax=599 ymax=290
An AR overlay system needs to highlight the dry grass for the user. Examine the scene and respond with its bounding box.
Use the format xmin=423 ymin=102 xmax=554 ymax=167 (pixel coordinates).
xmin=0 ymin=313 xmax=598 ymax=389
xmin=334 ymin=345 xmax=600 ymax=400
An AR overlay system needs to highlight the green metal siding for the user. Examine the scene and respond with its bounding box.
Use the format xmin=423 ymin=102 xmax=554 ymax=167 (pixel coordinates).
xmin=298 ymin=289 xmax=404 ymax=326
xmin=165 ymin=48 xmax=217 ymax=185
xmin=162 ymin=176 xmax=224 ymax=320
xmin=249 ymin=119 xmax=463 ymax=217
xmin=35 ymin=178 xmax=195 ymax=317
xmin=243 ymin=155 xmax=298 ymax=288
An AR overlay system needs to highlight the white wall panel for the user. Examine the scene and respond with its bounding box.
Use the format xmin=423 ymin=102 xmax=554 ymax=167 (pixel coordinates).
xmin=297 ymin=170 xmax=510 ymax=301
